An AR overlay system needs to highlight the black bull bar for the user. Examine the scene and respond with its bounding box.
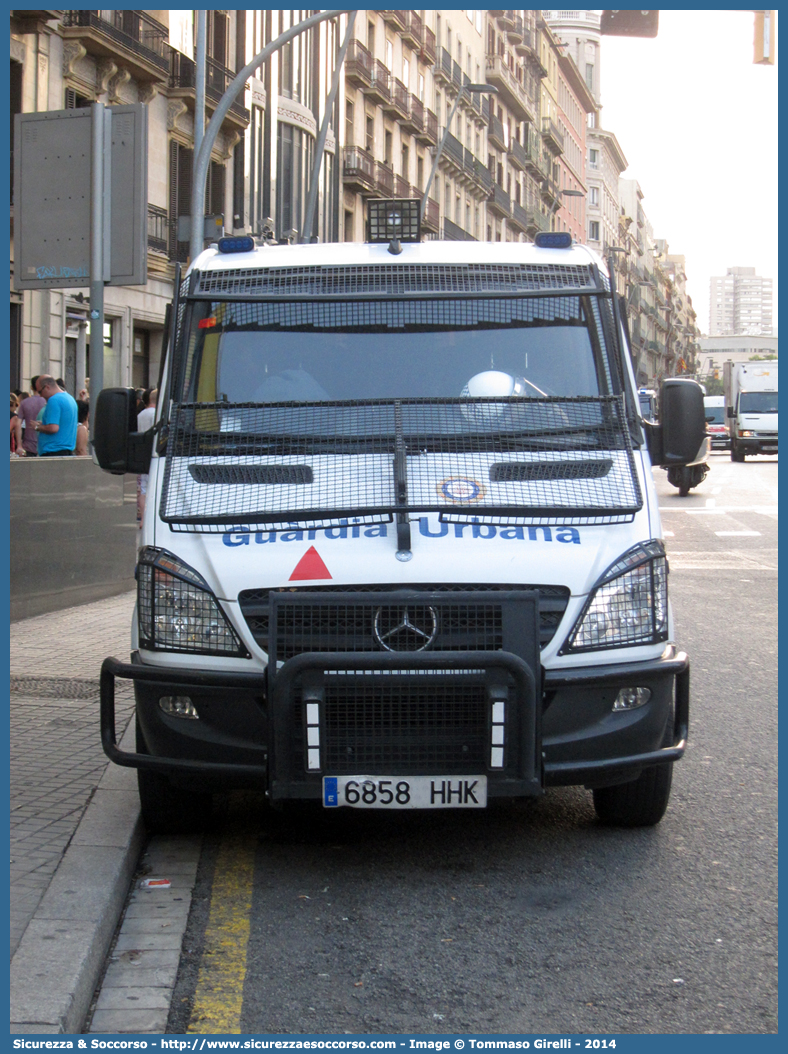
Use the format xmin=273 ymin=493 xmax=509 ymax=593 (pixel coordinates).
xmin=100 ymin=651 xmax=540 ymax=794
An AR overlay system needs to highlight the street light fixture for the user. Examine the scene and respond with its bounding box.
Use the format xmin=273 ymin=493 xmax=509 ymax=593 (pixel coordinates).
xmin=549 ymin=187 xmax=584 ymax=223
xmin=420 ymin=83 xmax=498 ymax=223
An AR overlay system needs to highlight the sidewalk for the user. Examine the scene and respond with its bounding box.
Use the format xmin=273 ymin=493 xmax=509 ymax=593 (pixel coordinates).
xmin=10 ymin=590 xmax=144 ymax=1034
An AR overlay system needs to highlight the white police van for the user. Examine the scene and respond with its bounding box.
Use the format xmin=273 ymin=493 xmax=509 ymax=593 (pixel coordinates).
xmin=95 ymin=200 xmax=704 ymax=831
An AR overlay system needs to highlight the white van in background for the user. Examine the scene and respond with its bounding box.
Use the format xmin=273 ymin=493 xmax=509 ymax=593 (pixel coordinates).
xmin=703 ymin=395 xmax=730 ymax=449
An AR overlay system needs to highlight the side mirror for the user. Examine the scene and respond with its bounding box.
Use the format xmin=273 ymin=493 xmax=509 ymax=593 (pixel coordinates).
xmin=658 ymin=378 xmax=707 ymax=466
xmin=93 ymin=387 xmax=153 ymax=475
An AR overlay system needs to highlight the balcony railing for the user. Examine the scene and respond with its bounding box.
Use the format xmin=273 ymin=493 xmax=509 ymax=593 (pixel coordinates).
xmin=385 ymin=77 xmax=409 ymax=119
xmin=374 ymin=161 xmax=394 ymax=197
xmin=435 ymin=46 xmax=453 ymax=84
xmin=541 ymin=116 xmax=565 ymax=154
xmin=420 ymin=25 xmax=436 ymax=66
xmin=394 ymin=174 xmax=411 ymax=199
xmin=443 ymin=131 xmax=465 ymax=169
xmin=526 ymin=205 xmax=550 ymax=232
xmin=403 ymin=94 xmax=424 ymax=135
xmin=366 ymin=59 xmax=391 ymax=105
xmin=170 ymin=51 xmax=249 ymax=124
xmin=510 ymin=200 xmax=529 ymax=232
xmin=401 ymin=10 xmax=422 ymax=49
xmin=443 ymin=217 xmax=476 ymax=242
xmin=345 ymin=39 xmax=372 ymax=88
xmin=422 ymin=196 xmax=440 ymax=232
xmin=485 ymin=54 xmax=534 ymax=123
xmin=488 ymin=183 xmax=511 ymax=217
xmin=147 ymin=204 xmax=168 ymax=255
xmin=380 ymin=10 xmax=408 ymax=32
xmin=415 ymin=108 xmax=438 ymax=146
xmin=342 ymin=146 xmax=375 ymax=192
xmin=508 ymin=136 xmax=528 ymax=171
xmin=62 ymin=10 xmax=169 ymax=75
xmin=488 ymin=113 xmax=506 ymax=151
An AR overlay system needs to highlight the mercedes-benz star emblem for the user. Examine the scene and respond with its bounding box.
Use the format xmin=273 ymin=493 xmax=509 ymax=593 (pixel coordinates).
xmin=373 ymin=605 xmax=439 ymax=652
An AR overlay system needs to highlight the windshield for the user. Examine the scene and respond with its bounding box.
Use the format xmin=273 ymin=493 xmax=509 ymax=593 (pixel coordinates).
xmin=740 ymin=391 xmax=778 ymax=414
xmin=176 ymin=295 xmax=615 ymax=409
xmin=704 ymin=407 xmax=725 ymax=424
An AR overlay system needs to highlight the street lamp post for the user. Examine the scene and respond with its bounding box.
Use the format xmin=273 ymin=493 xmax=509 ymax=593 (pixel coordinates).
xmin=549 ymin=186 xmax=584 ymax=228
xmin=420 ymin=84 xmax=498 ymax=224
xmin=190 ymin=10 xmax=353 ymax=262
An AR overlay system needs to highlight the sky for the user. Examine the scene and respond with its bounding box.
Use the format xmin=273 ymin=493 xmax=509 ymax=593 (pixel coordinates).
xmin=596 ymin=9 xmax=778 ymax=335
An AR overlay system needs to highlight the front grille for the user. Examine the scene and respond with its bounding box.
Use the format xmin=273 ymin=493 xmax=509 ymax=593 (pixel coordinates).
xmin=238 ymin=583 xmax=569 ymax=654
xmin=292 ymin=678 xmax=490 ymax=774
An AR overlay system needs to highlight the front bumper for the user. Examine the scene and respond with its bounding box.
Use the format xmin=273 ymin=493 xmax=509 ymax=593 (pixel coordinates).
xmin=737 ymin=436 xmax=777 ymax=454
xmin=100 ymin=648 xmax=689 ymax=799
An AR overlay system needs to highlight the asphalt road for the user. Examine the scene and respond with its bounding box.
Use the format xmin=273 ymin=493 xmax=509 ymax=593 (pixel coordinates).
xmin=158 ymin=453 xmax=778 ymax=1036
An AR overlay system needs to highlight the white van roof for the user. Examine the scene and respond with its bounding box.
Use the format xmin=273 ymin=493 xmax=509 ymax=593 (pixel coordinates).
xmin=188 ymin=238 xmax=609 ymax=277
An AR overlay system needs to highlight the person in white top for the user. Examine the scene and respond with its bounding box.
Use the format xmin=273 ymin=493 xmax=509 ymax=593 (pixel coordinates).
xmin=136 ymin=388 xmax=157 ymax=525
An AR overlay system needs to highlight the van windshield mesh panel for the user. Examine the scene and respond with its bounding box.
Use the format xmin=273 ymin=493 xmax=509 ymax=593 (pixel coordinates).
xmin=160 ymin=284 xmax=640 ymax=532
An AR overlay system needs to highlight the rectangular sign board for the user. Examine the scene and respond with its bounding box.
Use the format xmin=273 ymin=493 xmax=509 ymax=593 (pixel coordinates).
xmin=13 ymin=104 xmax=148 ymax=290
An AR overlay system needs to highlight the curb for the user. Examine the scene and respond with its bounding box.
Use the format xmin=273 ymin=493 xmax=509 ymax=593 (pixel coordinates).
xmin=10 ymin=722 xmax=144 ymax=1035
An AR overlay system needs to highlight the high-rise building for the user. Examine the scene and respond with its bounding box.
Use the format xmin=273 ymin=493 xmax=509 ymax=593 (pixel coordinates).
xmin=709 ymin=267 xmax=773 ymax=336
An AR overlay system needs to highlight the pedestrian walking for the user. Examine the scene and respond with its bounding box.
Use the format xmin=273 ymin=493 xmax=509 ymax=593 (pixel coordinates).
xmin=136 ymin=388 xmax=157 ymax=524
xmin=74 ymin=399 xmax=90 ymax=456
xmin=16 ymin=377 xmax=46 ymax=457
xmin=31 ymin=375 xmax=78 ymax=456
xmin=10 ymin=393 xmax=22 ymax=455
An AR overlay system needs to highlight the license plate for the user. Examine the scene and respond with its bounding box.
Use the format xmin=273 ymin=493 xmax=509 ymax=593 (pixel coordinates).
xmin=762 ymin=445 xmax=777 ymax=452
xmin=323 ymin=775 xmax=487 ymax=809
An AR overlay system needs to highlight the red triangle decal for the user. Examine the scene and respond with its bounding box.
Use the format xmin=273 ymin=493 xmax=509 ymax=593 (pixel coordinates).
xmin=289 ymin=546 xmax=332 ymax=582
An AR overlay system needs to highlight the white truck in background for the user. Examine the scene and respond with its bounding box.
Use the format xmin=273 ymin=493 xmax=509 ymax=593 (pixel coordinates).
xmin=724 ymin=361 xmax=778 ymax=461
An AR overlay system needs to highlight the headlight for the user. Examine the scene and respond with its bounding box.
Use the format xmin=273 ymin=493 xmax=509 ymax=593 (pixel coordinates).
xmin=137 ymin=547 xmax=247 ymax=656
xmin=738 ymin=430 xmax=753 ymax=437
xmin=562 ymin=540 xmax=668 ymax=653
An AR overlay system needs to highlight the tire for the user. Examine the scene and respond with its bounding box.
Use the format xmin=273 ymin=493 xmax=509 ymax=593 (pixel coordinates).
xmin=592 ymin=763 xmax=673 ymax=827
xmin=677 ymin=467 xmax=691 ymax=497
xmin=136 ymin=720 xmax=212 ymax=834
xmin=731 ymin=444 xmax=745 ymax=462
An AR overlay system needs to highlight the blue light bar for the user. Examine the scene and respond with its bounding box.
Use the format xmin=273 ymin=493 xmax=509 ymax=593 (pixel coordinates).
xmin=534 ymin=232 xmax=573 ymax=249
xmin=217 ymin=235 xmax=255 ymax=254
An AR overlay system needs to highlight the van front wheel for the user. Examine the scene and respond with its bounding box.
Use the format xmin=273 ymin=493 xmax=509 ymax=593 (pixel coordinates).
xmin=592 ymin=762 xmax=673 ymax=827
xmin=136 ymin=721 xmax=212 ymax=834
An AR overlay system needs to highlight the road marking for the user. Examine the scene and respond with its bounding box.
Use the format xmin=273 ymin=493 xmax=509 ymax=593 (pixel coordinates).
xmin=659 ymin=506 xmax=778 ymax=514
xmin=706 ymin=498 xmax=717 ymax=508
xmin=663 ymin=530 xmax=675 ymax=537
xmin=188 ymin=826 xmax=256 ymax=1034
xmin=715 ymin=530 xmax=761 ymax=537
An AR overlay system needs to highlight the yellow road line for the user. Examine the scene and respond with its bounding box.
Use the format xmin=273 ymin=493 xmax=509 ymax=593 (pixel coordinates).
xmin=188 ymin=826 xmax=256 ymax=1034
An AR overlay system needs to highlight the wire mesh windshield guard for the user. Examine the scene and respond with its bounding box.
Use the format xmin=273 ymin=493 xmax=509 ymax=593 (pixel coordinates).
xmin=158 ymin=395 xmax=642 ymax=534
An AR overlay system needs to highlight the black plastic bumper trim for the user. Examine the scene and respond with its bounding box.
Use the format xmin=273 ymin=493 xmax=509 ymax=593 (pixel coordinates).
xmin=544 ymin=653 xmax=690 ymax=781
xmin=100 ymin=656 xmax=268 ymax=777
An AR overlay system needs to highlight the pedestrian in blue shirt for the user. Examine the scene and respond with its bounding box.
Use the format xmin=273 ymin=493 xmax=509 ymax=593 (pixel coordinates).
xmin=31 ymin=376 xmax=78 ymax=456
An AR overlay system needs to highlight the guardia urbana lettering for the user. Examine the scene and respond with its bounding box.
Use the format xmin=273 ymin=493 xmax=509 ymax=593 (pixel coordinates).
xmin=224 ymin=517 xmax=580 ymax=546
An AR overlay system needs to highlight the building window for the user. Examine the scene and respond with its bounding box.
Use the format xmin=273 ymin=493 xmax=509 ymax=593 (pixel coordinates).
xmin=346 ymin=100 xmax=354 ymax=147
xmin=589 ymin=220 xmax=600 ymax=241
xmin=365 ymin=114 xmax=374 ymax=153
xmin=589 ymin=148 xmax=599 ymax=169
xmin=589 ymin=186 xmax=599 ymax=207
xmin=585 ymin=63 xmax=594 ymax=91
xmin=385 ymin=38 xmax=393 ymax=71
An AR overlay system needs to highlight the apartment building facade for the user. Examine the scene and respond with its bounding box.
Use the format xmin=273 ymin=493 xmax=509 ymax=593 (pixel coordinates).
xmin=9 ymin=10 xmax=605 ymax=392
xmin=709 ymin=266 xmax=773 ymax=336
